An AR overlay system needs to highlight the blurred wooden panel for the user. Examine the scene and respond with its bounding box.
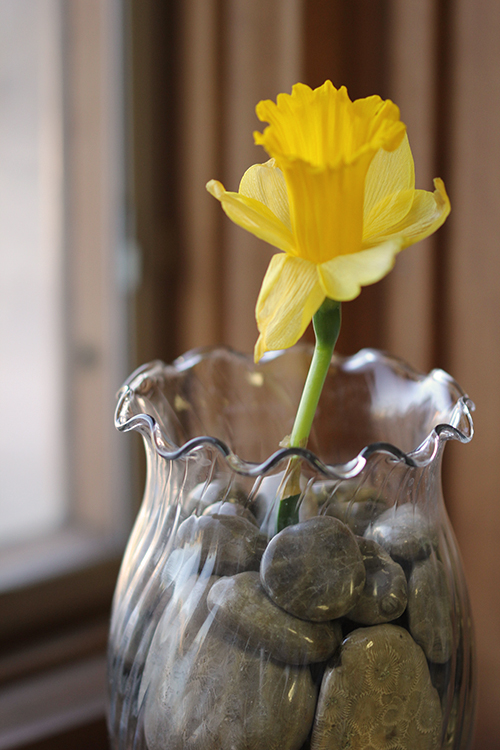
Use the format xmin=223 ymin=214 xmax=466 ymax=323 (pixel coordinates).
xmin=220 ymin=0 xmax=303 ymax=354
xmin=175 ymin=0 xmax=304 ymax=356
xmin=446 ymin=0 xmax=500 ymax=745
xmin=384 ymin=0 xmax=439 ymax=374
xmin=131 ymin=0 xmax=184 ymax=364
xmin=177 ymin=0 xmax=224 ymax=353
xmin=304 ymin=0 xmax=390 ymax=98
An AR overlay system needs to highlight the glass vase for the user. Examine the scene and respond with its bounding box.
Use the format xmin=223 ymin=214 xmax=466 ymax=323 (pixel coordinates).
xmin=107 ymin=346 xmax=476 ymax=750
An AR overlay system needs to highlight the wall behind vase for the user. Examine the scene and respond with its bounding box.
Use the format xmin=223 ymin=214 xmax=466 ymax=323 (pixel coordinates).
xmin=130 ymin=1 xmax=500 ymax=746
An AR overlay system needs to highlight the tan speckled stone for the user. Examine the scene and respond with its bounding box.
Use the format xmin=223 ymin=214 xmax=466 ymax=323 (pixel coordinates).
xmin=311 ymin=624 xmax=442 ymax=750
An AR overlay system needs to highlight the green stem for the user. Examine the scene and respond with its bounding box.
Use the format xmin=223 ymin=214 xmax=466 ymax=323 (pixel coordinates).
xmin=276 ymin=299 xmax=341 ymax=532
xmin=289 ymin=298 xmax=341 ymax=448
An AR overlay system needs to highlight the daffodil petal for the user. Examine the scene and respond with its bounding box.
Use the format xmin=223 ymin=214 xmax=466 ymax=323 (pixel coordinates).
xmin=255 ymin=253 xmax=324 ymax=360
xmin=206 ymin=179 xmax=294 ymax=254
xmin=363 ymin=134 xmax=415 ymax=236
xmin=363 ymin=178 xmax=450 ymax=250
xmin=350 ymin=95 xmax=406 ymax=154
xmin=239 ymin=159 xmax=291 ymax=231
xmin=254 ymin=81 xmax=405 ymax=168
xmin=318 ymin=239 xmax=403 ymax=301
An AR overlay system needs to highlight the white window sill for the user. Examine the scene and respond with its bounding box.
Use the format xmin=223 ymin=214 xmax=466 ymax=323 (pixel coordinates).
xmin=0 ymin=526 xmax=125 ymax=594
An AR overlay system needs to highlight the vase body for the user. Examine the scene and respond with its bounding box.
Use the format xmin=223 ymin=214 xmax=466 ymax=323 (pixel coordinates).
xmin=108 ymin=346 xmax=476 ymax=750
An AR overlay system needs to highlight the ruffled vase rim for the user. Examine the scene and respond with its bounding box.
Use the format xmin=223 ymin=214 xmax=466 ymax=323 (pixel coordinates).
xmin=115 ymin=346 xmax=474 ymax=479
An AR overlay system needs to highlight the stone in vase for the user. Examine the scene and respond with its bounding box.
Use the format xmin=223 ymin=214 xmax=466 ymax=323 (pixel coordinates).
xmin=184 ymin=479 xmax=248 ymax=516
xmin=408 ymin=557 xmax=453 ymax=663
xmin=202 ymin=499 xmax=259 ymax=526
xmin=143 ymin=628 xmax=318 ymax=750
xmin=347 ymin=537 xmax=408 ymax=625
xmin=207 ymin=570 xmax=342 ymax=665
xmin=175 ymin=514 xmax=267 ymax=576
xmin=311 ymin=624 xmax=442 ymax=750
xmin=364 ymin=503 xmax=438 ymax=562
xmin=310 ymin=480 xmax=389 ymax=535
xmin=260 ymin=516 xmax=365 ymax=621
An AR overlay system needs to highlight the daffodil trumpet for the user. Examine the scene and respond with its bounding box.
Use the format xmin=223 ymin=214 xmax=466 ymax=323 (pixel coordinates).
xmin=207 ymin=80 xmax=450 ymax=529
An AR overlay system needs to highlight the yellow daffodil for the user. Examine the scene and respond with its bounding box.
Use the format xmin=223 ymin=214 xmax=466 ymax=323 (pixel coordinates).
xmin=207 ymin=81 xmax=450 ymax=361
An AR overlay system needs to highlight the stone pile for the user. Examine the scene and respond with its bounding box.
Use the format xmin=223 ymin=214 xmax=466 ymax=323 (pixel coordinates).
xmin=141 ymin=479 xmax=452 ymax=750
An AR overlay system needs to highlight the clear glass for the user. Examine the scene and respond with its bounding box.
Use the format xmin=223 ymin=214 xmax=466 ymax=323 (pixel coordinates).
xmin=108 ymin=346 xmax=476 ymax=750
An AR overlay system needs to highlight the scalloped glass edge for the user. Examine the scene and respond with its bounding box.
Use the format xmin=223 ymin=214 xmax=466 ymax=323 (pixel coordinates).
xmin=115 ymin=346 xmax=475 ymax=479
